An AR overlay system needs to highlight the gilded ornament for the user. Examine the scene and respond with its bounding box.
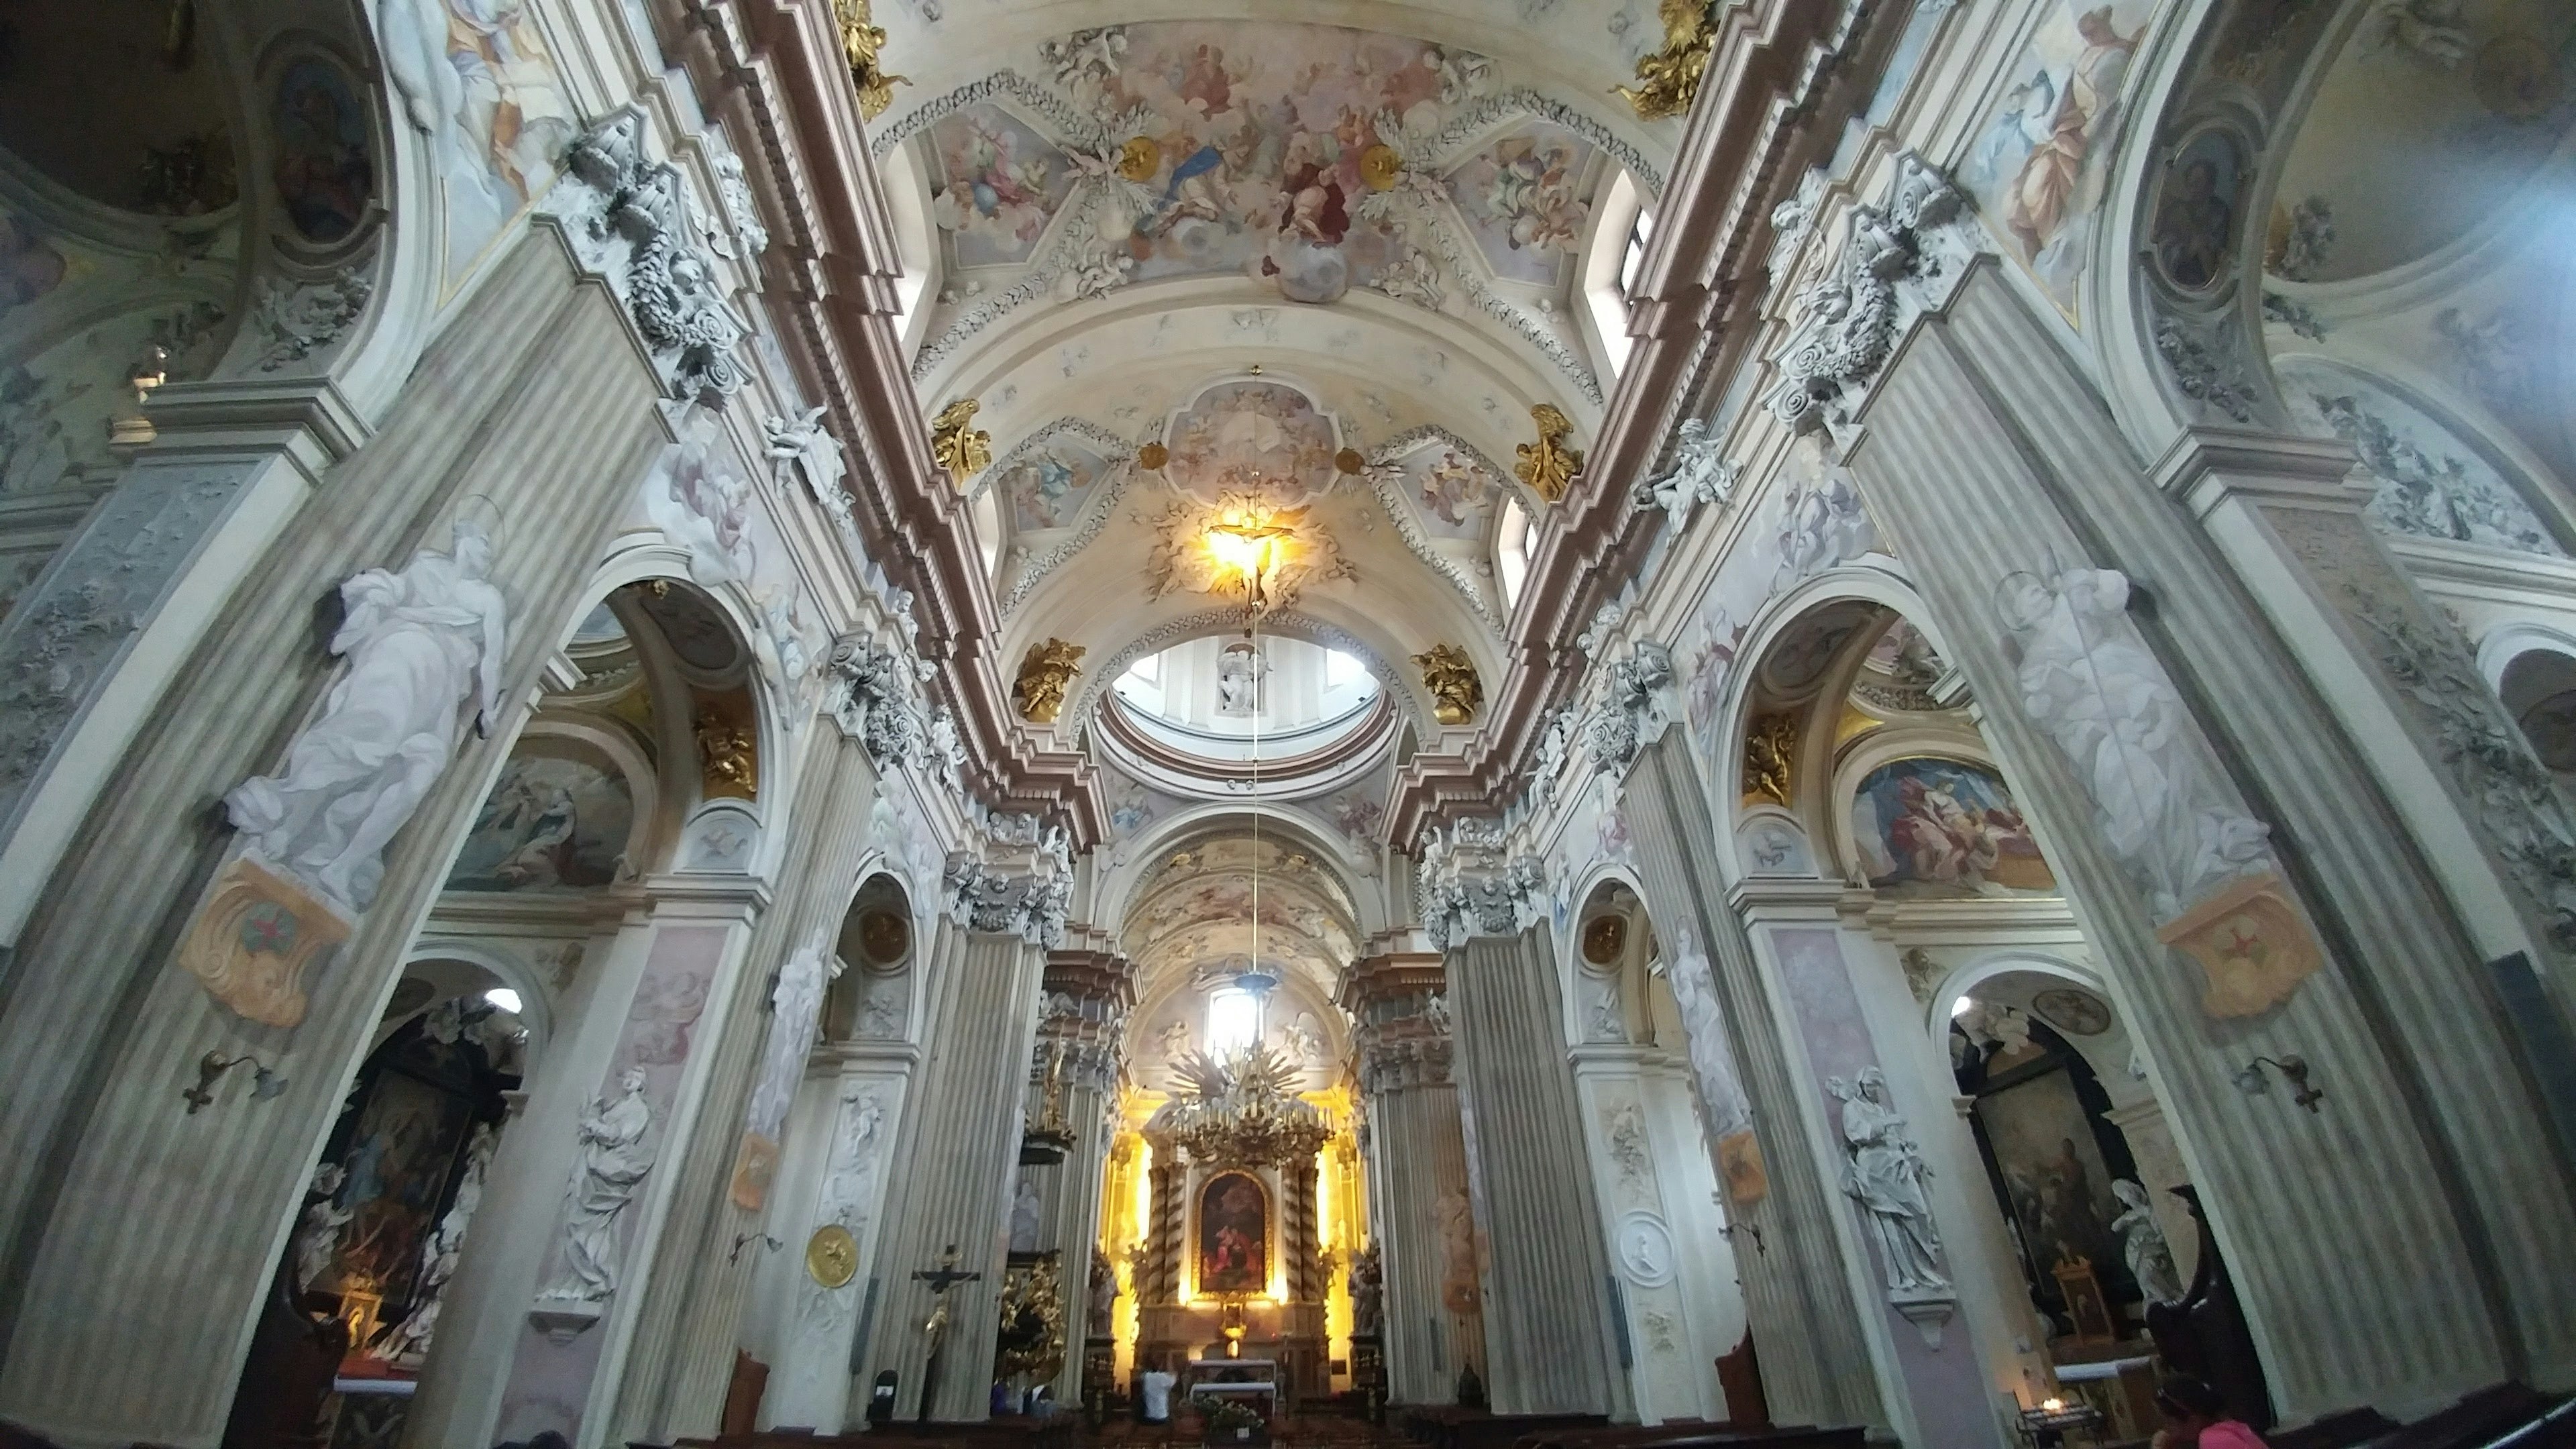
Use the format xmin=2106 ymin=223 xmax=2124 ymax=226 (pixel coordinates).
xmin=176 ymin=857 xmax=354 ymax=1029
xmin=1116 ymin=136 xmax=1163 ymax=181
xmin=1013 ymin=638 xmax=1085 ymax=724
xmin=1615 ymin=0 xmax=1718 ymax=121
xmin=807 ymin=1223 xmax=859 ymax=1288
xmin=1165 ymin=1046 xmax=1334 ymax=1167
xmin=833 ymin=0 xmax=910 ymax=119
xmin=1358 ymin=143 xmax=1403 ymax=192
xmin=1335 ymin=447 xmax=1366 ymax=475
xmin=1413 ymin=643 xmax=1483 ymax=726
xmin=697 ymin=713 xmax=757 ymax=797
xmin=995 ymin=1253 xmax=1067 ymax=1378
xmin=929 ymin=397 xmax=991 ymax=484
xmin=1137 ymin=441 xmax=1169 ymax=470
xmin=1741 ymin=711 xmax=1799 ymax=807
xmin=1513 ymin=403 xmax=1582 ymax=504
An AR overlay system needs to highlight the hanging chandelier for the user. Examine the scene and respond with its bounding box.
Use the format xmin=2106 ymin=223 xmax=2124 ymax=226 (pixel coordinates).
xmin=1163 ymin=1044 xmax=1331 ymax=1167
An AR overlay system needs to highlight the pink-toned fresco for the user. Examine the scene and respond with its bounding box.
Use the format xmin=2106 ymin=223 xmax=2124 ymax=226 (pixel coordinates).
xmin=1163 ymin=380 xmax=1341 ymax=505
xmin=928 ymin=104 xmax=1079 ymax=268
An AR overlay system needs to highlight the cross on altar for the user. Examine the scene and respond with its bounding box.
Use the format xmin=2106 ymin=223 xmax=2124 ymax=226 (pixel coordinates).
xmin=912 ymin=1244 xmax=983 ymax=1423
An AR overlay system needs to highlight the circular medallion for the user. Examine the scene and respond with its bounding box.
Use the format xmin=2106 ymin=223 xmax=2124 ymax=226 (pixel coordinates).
xmin=1138 ymin=441 xmax=1170 ymax=471
xmin=2031 ymin=987 xmax=2111 ymax=1036
xmin=1581 ymin=914 xmax=1627 ymax=967
xmin=1358 ymin=144 xmax=1403 ymax=192
xmin=807 ymin=1223 xmax=859 ymax=1287
xmin=1117 ymin=136 xmax=1163 ymax=182
xmin=2475 ymin=36 xmax=2561 ymax=120
xmin=1614 ymin=1212 xmax=1676 ymax=1288
xmin=858 ymin=908 xmax=910 ymax=967
xmin=1334 ymin=447 xmax=1366 ymax=475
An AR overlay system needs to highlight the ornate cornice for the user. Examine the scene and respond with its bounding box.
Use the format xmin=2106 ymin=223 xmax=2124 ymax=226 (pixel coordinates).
xmin=660 ymin=0 xmax=1104 ymax=847
xmin=1415 ymin=839 xmax=1548 ymax=951
xmin=1384 ymin=0 xmax=1909 ymax=853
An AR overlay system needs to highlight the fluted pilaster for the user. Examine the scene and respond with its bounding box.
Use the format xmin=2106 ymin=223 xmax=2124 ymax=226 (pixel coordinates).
xmin=612 ymin=730 xmax=890 ymax=1440
xmin=1844 ymin=266 xmax=2575 ymax=1409
xmin=0 ymin=232 xmax=666 ymax=1449
xmin=1623 ymin=739 xmax=1886 ymax=1430
xmin=859 ymin=926 xmax=1047 ymax=1420
xmin=1033 ymin=948 xmax=1132 ymax=1403
xmin=1445 ymin=928 xmax=1625 ymax=1417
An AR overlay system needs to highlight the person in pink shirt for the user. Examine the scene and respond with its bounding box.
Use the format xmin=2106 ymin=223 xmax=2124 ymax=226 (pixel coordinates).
xmin=2154 ymin=1377 xmax=2269 ymax=1449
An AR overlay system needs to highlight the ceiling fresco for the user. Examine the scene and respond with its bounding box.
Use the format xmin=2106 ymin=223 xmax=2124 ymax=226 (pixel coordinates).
xmin=884 ymin=19 xmax=1647 ymax=403
xmin=1120 ymin=832 xmax=1362 ymax=999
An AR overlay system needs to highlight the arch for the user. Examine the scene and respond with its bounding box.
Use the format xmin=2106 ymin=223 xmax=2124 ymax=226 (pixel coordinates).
xmin=399 ymin=936 xmax=561 ymax=1059
xmin=1098 ymin=802 xmax=1381 ymax=938
xmin=1912 ymin=950 xmax=2108 ymax=1053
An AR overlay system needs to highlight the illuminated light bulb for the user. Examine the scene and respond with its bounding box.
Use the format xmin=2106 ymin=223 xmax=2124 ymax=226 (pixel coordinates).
xmin=486 ymin=987 xmax=523 ymax=1014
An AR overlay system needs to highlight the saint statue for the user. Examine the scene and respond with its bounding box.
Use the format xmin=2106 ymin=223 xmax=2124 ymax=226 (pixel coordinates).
xmin=1348 ymin=1242 xmax=1385 ymax=1337
xmin=1828 ymin=1067 xmax=1949 ymax=1296
xmin=1087 ymin=1248 xmax=1119 ymax=1338
xmin=541 ymin=1067 xmax=657 ymax=1305
xmin=2111 ymin=1178 xmax=2185 ymax=1305
xmin=747 ymin=931 xmax=841 ymax=1142
xmin=225 ymin=520 xmax=508 ymax=915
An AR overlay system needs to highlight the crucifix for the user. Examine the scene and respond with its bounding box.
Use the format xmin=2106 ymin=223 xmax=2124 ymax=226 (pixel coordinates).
xmin=912 ymin=1244 xmax=983 ymax=1424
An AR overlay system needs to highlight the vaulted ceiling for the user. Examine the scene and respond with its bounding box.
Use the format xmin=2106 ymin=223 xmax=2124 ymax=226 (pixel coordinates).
xmin=863 ymin=6 xmax=1674 ymax=765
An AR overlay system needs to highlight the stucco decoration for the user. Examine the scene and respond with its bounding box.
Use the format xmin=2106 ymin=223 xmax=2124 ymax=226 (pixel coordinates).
xmin=533 ymin=1067 xmax=658 ymax=1335
xmin=1995 ymin=566 xmax=2325 ymax=1014
xmin=1416 ymin=825 xmax=1547 ymax=949
xmin=943 ymin=855 xmax=1074 ymax=945
xmin=223 ymin=521 xmax=506 ymax=919
xmin=2276 ymin=363 xmax=2563 ymax=557
xmin=1632 ymin=417 xmax=1739 ymax=522
xmin=829 ymin=635 xmax=936 ymax=772
xmin=1585 ymin=640 xmax=1677 ymax=781
xmin=541 ymin=107 xmax=749 ymax=409
xmin=1766 ymin=152 xmax=1977 ymax=443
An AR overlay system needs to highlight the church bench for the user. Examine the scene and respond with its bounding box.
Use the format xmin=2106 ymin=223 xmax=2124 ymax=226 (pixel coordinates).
xmin=1403 ymin=1409 xmax=1609 ymax=1449
xmin=1517 ymin=1430 xmax=1858 ymax=1449
xmin=2373 ymin=1383 xmax=2573 ymax=1448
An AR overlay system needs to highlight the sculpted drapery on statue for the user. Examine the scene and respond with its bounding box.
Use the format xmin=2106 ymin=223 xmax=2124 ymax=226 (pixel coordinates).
xmin=224 ymin=520 xmax=508 ymax=916
xmin=541 ymin=1067 xmax=659 ymax=1308
xmin=1829 ymin=1068 xmax=1947 ymax=1298
xmin=733 ymin=930 xmax=844 ymax=1209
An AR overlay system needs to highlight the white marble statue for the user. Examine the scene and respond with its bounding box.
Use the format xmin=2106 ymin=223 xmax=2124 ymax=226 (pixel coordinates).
xmin=539 ymin=1067 xmax=657 ymax=1305
xmin=1640 ymin=417 xmax=1738 ymax=519
xmin=1216 ymin=641 xmax=1265 ymax=715
xmin=226 ymin=521 xmax=506 ymax=916
xmin=1087 ymin=1248 xmax=1120 ymax=1337
xmin=1998 ymin=568 xmax=2271 ymax=918
xmin=1658 ymin=930 xmax=1751 ymax=1138
xmin=1828 ymin=1067 xmax=1949 ymax=1296
xmin=1008 ymin=1174 xmax=1044 ymax=1254
xmin=2112 ymin=1178 xmax=2185 ymax=1305
xmin=764 ymin=407 xmax=845 ymax=499
xmin=747 ymin=930 xmax=842 ymax=1141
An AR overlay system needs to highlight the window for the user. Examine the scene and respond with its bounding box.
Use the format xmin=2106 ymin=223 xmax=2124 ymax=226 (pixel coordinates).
xmin=1205 ymin=989 xmax=1263 ymax=1057
xmin=1325 ymin=649 xmax=1365 ymax=688
xmin=1619 ymin=208 xmax=1655 ymax=300
xmin=1497 ymin=497 xmax=1534 ymax=610
xmin=1130 ymin=653 xmax=1161 ymax=686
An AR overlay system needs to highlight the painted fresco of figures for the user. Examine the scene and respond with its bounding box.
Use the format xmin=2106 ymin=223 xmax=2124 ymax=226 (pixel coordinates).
xmin=446 ymin=753 xmax=631 ymax=892
xmin=225 ymin=520 xmax=508 ymax=916
xmin=1851 ymin=758 xmax=2057 ymax=896
xmin=1197 ymin=1172 xmax=1267 ymax=1295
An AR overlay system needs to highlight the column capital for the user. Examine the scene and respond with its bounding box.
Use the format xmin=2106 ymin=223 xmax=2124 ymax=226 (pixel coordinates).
xmin=941 ymin=855 xmax=1071 ymax=946
xmin=1342 ymin=953 xmax=1455 ymax=1094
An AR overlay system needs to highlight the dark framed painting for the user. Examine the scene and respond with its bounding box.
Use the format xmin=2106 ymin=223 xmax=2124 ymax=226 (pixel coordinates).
xmin=1197 ymin=1171 xmax=1268 ymax=1296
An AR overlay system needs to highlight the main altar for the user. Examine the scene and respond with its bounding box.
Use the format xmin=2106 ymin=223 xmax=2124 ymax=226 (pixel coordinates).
xmin=1126 ymin=1046 xmax=1340 ymax=1399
